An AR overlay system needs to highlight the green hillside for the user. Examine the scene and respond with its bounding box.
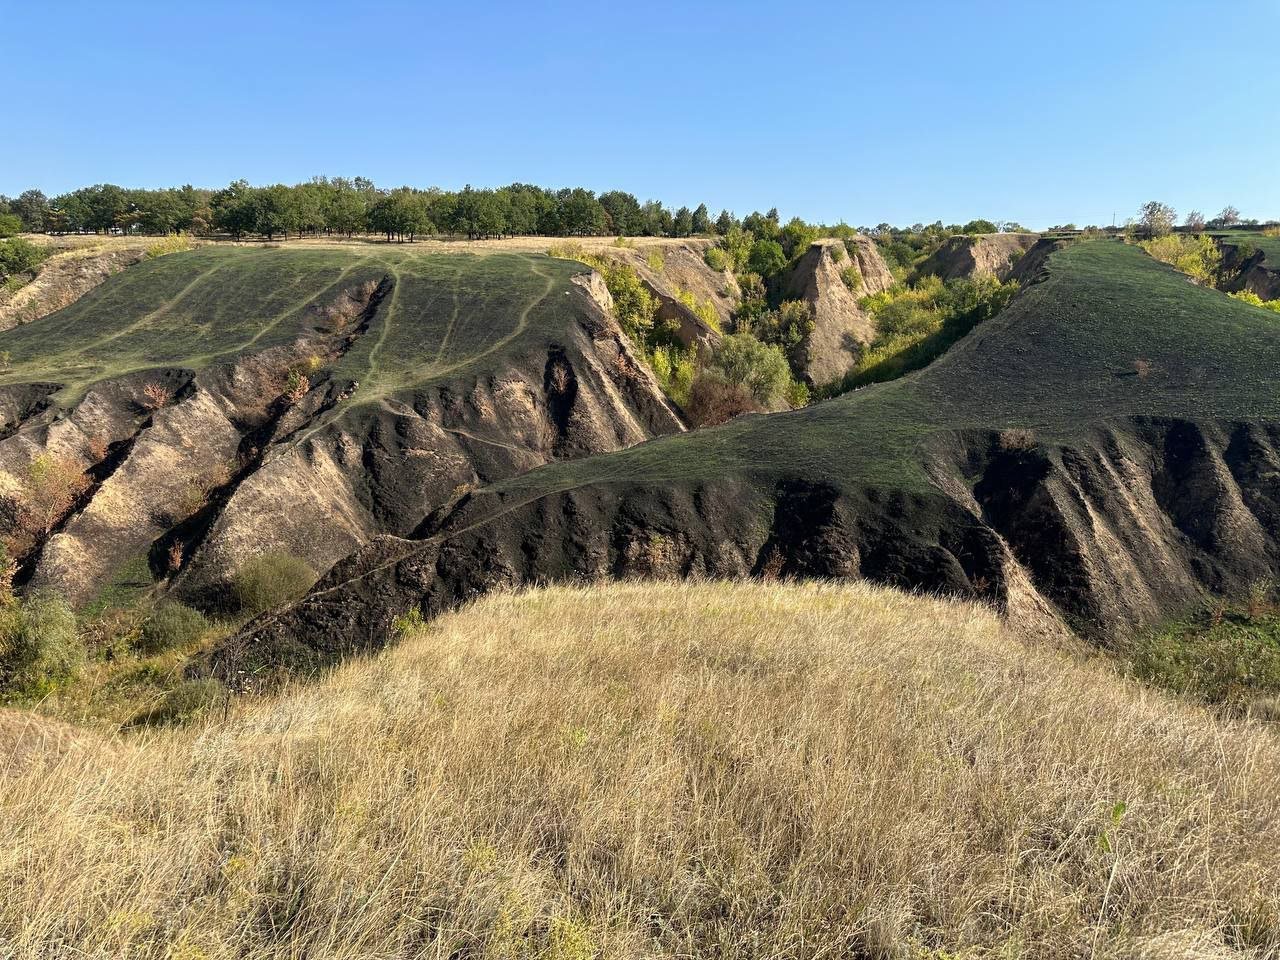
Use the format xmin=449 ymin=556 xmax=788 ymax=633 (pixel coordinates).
xmin=0 ymin=245 xmax=587 ymax=409
xmin=488 ymin=239 xmax=1280 ymax=500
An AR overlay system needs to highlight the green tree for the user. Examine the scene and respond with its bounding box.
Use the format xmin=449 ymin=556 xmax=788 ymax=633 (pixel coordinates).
xmin=714 ymin=209 xmax=736 ymax=235
xmin=599 ymin=190 xmax=643 ymax=236
xmin=1137 ymin=201 xmax=1176 ymax=239
xmin=252 ymin=184 xmax=299 ymax=240
xmin=747 ymin=238 xmax=787 ymax=278
xmin=706 ymin=333 xmax=794 ymax=408
xmin=673 ymin=206 xmax=694 ymax=237
xmin=0 ymin=214 xmax=21 ymax=238
xmin=961 ymin=219 xmax=998 ymax=234
xmin=12 ymin=190 xmax=49 ymax=232
xmin=691 ymin=203 xmax=711 ymax=235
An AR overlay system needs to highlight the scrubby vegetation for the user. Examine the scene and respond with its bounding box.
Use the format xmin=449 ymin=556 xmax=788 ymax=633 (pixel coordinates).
xmin=228 ymin=551 xmax=316 ymax=616
xmin=0 ymin=593 xmax=81 ymax=700
xmin=0 ymin=237 xmax=49 ymax=290
xmin=143 ymin=232 xmax=194 ymax=259
xmin=136 ymin=602 xmax=208 ymax=656
xmin=821 ymin=274 xmax=1020 ymax=392
xmin=3 ymin=580 xmax=1278 ymax=957
xmin=1230 ymin=289 xmax=1280 ymax=313
xmin=1139 ymin=233 xmax=1221 ymax=284
xmin=1128 ymin=587 xmax=1280 ymax=718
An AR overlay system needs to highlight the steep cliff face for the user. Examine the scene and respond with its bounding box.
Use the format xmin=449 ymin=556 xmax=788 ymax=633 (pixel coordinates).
xmin=1218 ymin=238 xmax=1280 ymax=300
xmin=222 ymin=240 xmax=1280 ymax=679
xmin=0 ymin=247 xmax=682 ymax=607
xmin=784 ymin=238 xmax=894 ymax=386
xmin=915 ymin=234 xmax=1040 ymax=282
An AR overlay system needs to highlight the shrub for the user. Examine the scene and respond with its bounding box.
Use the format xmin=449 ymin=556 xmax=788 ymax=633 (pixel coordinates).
xmin=840 ymin=264 xmax=862 ymax=292
xmin=229 ymin=551 xmax=316 ymax=616
xmin=673 ymin=286 xmax=720 ymax=332
xmin=0 ymin=213 xmax=21 ymax=238
xmin=649 ymin=345 xmax=696 ymax=407
xmin=998 ymin=428 xmax=1037 ymax=452
xmin=746 ymin=239 xmax=786 ymax=278
xmin=645 ymin=249 xmax=665 ymax=273
xmin=750 ymin=300 xmax=813 ymax=366
xmin=141 ymin=381 xmax=171 ymax=411
xmin=600 ymin=261 xmax=657 ymax=344
xmin=137 ymin=602 xmax=208 ymax=656
xmin=706 ymin=333 xmax=795 ymax=410
xmin=1263 ymin=225 xmax=1280 ymax=238
xmin=685 ymin=373 xmax=761 ymax=426
xmin=135 ymin=678 xmax=226 ymax=726
xmin=1128 ymin=608 xmax=1280 ymax=715
xmin=703 ymin=246 xmax=729 ymax=272
xmin=1229 ymin=290 xmax=1280 ymax=313
xmin=828 ymin=243 xmax=845 ymax=263
xmin=1139 ymin=234 xmax=1221 ymax=285
xmin=0 ymin=593 xmax=82 ymax=698
xmin=0 ymin=237 xmax=47 ymax=282
xmin=145 ymin=233 xmax=194 ymax=259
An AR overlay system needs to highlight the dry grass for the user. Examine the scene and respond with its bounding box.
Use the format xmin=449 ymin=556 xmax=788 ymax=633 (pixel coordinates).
xmin=2 ymin=580 xmax=1279 ymax=958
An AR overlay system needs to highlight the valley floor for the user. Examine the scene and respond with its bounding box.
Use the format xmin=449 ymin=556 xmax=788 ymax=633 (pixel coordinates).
xmin=2 ymin=580 xmax=1277 ymax=959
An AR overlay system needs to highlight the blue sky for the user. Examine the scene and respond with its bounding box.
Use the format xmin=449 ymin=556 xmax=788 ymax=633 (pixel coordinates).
xmin=4 ymin=0 xmax=1278 ymax=229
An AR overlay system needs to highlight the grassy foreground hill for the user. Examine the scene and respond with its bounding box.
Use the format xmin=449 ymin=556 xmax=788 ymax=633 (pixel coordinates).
xmin=240 ymin=239 xmax=1280 ymax=671
xmin=5 ymin=580 xmax=1278 ymax=958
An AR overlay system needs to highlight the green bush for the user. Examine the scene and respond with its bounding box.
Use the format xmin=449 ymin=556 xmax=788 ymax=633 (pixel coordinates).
xmin=1139 ymin=234 xmax=1221 ymax=285
xmin=703 ymin=246 xmax=729 ymax=272
xmin=0 ymin=594 xmax=82 ymax=698
xmin=229 ymin=552 xmax=316 ymax=616
xmin=1229 ymin=290 xmax=1280 ymax=313
xmin=747 ymin=239 xmax=787 ymax=279
xmin=0 ymin=213 xmax=22 ymax=238
xmin=706 ymin=333 xmax=796 ymax=410
xmin=0 ymin=237 xmax=47 ymax=282
xmin=749 ymin=300 xmax=813 ymax=368
xmin=135 ymin=678 xmax=226 ymax=726
xmin=649 ymin=344 xmax=696 ymax=407
xmin=840 ymin=264 xmax=862 ymax=292
xmin=137 ymin=602 xmax=208 ymax=655
xmin=1128 ymin=608 xmax=1280 ymax=714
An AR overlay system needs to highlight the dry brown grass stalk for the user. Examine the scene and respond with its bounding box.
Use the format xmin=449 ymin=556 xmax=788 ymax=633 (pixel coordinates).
xmin=1 ymin=580 xmax=1277 ymax=958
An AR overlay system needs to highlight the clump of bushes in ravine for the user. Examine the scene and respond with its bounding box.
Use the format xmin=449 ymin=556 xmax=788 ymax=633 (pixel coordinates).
xmin=821 ymin=274 xmax=1019 ymax=394
xmin=0 ymin=592 xmax=81 ymax=700
xmin=229 ymin=551 xmax=317 ymax=616
xmin=136 ymin=601 xmax=208 ymax=655
xmin=0 ymin=237 xmax=48 ymax=290
xmin=1127 ymin=584 xmax=1280 ymax=719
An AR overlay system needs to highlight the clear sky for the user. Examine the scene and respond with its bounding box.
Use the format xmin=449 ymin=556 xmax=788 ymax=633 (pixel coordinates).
xmin=4 ymin=0 xmax=1278 ymax=229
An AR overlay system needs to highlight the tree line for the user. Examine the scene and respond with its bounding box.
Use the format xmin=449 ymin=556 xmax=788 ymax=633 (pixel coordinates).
xmin=0 ymin=179 xmax=747 ymax=243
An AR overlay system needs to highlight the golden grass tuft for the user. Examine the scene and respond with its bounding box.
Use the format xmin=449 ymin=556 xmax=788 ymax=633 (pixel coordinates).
xmin=2 ymin=580 xmax=1279 ymax=958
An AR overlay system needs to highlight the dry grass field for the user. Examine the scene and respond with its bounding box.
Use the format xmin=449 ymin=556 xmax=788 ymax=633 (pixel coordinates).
xmin=2 ymin=580 xmax=1277 ymax=959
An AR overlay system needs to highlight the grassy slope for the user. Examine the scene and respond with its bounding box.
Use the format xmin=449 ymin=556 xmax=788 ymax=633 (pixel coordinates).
xmin=0 ymin=245 xmax=587 ymax=410
xmin=4 ymin=580 xmax=1277 ymax=958
xmin=486 ymin=240 xmax=1280 ymax=502
xmin=1215 ymin=231 xmax=1280 ymax=266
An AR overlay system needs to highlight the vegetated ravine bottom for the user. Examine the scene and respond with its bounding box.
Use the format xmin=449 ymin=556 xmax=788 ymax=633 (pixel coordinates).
xmin=233 ymin=240 xmax=1280 ymax=676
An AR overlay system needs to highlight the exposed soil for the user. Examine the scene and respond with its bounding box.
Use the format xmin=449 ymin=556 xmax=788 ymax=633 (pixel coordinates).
xmin=784 ymin=238 xmax=894 ymax=385
xmin=915 ymin=233 xmax=1040 ymax=282
xmin=0 ymin=250 xmax=683 ymax=608
xmin=0 ymin=240 xmax=152 ymax=331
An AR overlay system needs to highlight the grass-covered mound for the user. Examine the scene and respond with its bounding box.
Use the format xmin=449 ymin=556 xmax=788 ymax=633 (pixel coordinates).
xmin=6 ymin=580 xmax=1278 ymax=957
xmin=0 ymin=244 xmax=587 ymax=411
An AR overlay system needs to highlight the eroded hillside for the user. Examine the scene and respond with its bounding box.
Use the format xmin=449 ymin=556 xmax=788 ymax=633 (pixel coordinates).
xmin=0 ymin=245 xmax=681 ymax=607
xmin=232 ymin=240 xmax=1280 ymax=674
